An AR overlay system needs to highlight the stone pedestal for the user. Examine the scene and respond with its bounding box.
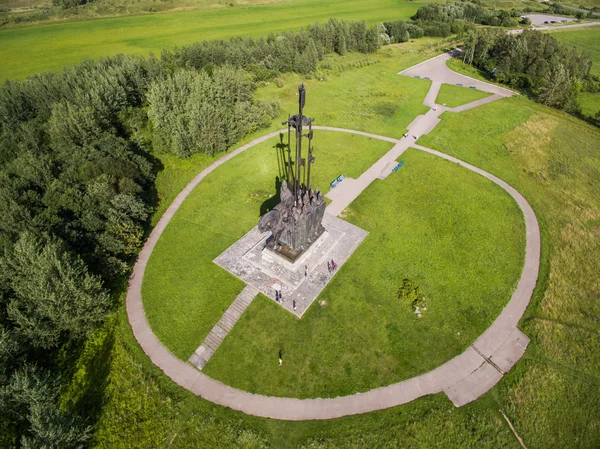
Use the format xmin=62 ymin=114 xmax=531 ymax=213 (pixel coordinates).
xmin=214 ymin=214 xmax=368 ymax=317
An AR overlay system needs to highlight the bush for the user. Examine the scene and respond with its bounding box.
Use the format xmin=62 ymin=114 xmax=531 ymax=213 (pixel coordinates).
xmin=397 ymin=279 xmax=426 ymax=312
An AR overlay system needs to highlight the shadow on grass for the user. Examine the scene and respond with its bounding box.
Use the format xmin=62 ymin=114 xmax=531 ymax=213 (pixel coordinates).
xmin=260 ymin=137 xmax=289 ymax=216
xmin=59 ymin=320 xmax=115 ymax=433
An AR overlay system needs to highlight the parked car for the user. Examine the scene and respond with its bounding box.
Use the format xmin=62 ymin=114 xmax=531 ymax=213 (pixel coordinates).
xmin=544 ymin=21 xmax=549 ymax=24
xmin=550 ymin=20 xmax=557 ymax=23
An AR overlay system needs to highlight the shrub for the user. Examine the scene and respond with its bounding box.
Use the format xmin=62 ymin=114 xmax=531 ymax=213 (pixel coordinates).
xmin=397 ymin=279 xmax=426 ymax=311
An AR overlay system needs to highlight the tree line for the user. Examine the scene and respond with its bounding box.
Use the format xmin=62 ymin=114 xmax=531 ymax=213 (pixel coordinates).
xmin=0 ymin=18 xmax=381 ymax=447
xmin=378 ymin=1 xmax=532 ymax=43
xmin=461 ymin=28 xmax=595 ymax=112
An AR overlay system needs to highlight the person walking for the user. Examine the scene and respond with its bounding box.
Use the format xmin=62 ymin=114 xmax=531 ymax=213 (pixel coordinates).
xmin=279 ymin=349 xmax=283 ymax=367
xmin=293 ymin=300 xmax=297 ymax=311
xmin=327 ymin=261 xmax=331 ymax=273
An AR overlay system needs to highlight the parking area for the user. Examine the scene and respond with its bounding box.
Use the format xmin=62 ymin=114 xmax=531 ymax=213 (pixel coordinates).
xmin=398 ymin=52 xmax=515 ymax=97
xmin=525 ymin=14 xmax=574 ymax=25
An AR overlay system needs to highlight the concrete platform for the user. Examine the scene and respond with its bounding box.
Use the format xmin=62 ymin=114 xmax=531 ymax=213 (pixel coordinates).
xmin=214 ymin=213 xmax=368 ymax=317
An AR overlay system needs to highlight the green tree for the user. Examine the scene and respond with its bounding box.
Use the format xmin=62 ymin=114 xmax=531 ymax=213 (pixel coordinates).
xmin=1 ymin=366 xmax=91 ymax=449
xmin=539 ymin=63 xmax=578 ymax=111
xmin=48 ymin=102 xmax=105 ymax=152
xmin=0 ymin=233 xmax=111 ymax=349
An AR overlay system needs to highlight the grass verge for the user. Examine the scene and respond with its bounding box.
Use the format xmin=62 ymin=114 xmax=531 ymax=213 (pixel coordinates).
xmin=435 ymin=82 xmax=492 ymax=107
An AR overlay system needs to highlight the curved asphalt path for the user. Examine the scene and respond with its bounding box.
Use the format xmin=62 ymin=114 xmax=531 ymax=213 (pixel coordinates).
xmin=127 ymin=73 xmax=540 ymax=420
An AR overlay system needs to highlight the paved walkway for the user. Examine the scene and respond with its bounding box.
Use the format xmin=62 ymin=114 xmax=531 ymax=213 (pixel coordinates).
xmin=398 ymin=52 xmax=516 ymax=97
xmin=189 ymin=285 xmax=258 ymax=369
xmin=126 ymin=58 xmax=540 ymax=420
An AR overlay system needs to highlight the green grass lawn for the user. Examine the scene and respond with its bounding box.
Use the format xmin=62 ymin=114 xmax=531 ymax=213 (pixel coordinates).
xmin=203 ymin=147 xmax=525 ymax=398
xmin=550 ymin=26 xmax=600 ymax=120
xmin=446 ymin=57 xmax=495 ymax=83
xmin=0 ymin=0 xmax=427 ymax=81
xmin=435 ymin=83 xmax=492 ymax=108
xmin=549 ymin=26 xmax=600 ymax=77
xmin=578 ymin=92 xmax=600 ymax=118
xmin=143 ymin=131 xmax=396 ymax=359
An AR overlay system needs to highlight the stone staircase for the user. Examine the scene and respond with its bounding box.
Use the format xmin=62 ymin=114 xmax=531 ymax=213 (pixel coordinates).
xmin=189 ymin=285 xmax=258 ymax=370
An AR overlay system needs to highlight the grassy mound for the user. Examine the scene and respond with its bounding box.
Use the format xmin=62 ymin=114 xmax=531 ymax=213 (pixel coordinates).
xmin=87 ymin=45 xmax=600 ymax=448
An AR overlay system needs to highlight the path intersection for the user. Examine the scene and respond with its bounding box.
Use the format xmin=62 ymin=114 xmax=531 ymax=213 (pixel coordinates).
xmin=127 ymin=53 xmax=540 ymax=419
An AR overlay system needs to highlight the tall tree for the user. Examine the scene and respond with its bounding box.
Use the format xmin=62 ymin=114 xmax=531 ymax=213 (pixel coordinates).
xmin=0 ymin=232 xmax=111 ymax=349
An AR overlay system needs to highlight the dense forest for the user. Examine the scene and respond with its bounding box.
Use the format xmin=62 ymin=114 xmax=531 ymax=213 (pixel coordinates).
xmin=461 ymin=28 xmax=596 ymax=112
xmin=0 ymin=19 xmax=382 ymax=447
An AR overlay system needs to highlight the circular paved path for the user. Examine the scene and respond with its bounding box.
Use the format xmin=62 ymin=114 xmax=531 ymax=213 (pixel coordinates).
xmin=126 ymin=126 xmax=540 ymax=420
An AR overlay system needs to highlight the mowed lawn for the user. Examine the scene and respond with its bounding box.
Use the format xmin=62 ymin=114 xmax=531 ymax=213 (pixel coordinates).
xmin=435 ymin=83 xmax=491 ymax=108
xmin=142 ymin=131 xmax=396 ymax=359
xmin=86 ymin=43 xmax=600 ymax=447
xmin=0 ymin=0 xmax=426 ymax=81
xmin=203 ymin=147 xmax=525 ymax=398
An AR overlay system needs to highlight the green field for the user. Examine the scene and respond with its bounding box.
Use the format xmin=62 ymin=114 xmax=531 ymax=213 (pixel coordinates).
xmin=0 ymin=0 xmax=426 ymax=81
xmin=56 ymin=40 xmax=600 ymax=447
xmin=435 ymin=83 xmax=492 ymax=107
xmin=202 ymin=147 xmax=524 ymax=398
xmin=578 ymin=91 xmax=600 ymax=117
xmin=143 ymin=131 xmax=397 ymax=359
xmin=550 ymin=26 xmax=600 ymax=119
xmin=549 ymin=26 xmax=600 ymax=77
xmin=419 ymin=95 xmax=600 ymax=449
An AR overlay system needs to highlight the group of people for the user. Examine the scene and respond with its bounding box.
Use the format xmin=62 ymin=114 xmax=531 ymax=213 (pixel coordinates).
xmin=327 ymin=259 xmax=337 ymax=274
xmin=275 ymin=290 xmax=284 ymax=303
xmin=274 ymin=290 xmax=297 ymax=311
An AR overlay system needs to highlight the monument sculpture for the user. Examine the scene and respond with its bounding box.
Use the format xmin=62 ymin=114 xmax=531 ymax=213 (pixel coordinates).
xmin=258 ymin=84 xmax=326 ymax=261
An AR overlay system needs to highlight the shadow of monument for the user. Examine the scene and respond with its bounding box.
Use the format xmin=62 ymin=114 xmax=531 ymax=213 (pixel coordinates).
xmin=260 ymin=176 xmax=281 ymax=216
xmin=259 ymin=137 xmax=288 ymax=216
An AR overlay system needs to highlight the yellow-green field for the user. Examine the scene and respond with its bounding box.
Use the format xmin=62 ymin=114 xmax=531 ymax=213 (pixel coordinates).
xmin=0 ymin=0 xmax=426 ymax=81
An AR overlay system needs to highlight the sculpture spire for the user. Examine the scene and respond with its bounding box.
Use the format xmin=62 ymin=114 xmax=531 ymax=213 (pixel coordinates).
xmin=263 ymin=85 xmax=325 ymax=260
